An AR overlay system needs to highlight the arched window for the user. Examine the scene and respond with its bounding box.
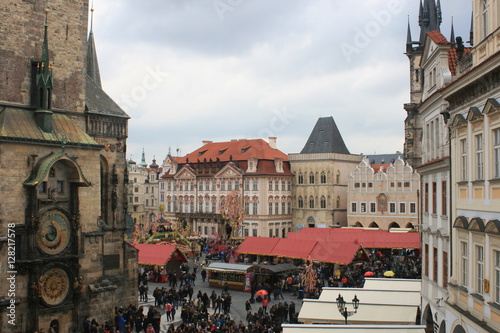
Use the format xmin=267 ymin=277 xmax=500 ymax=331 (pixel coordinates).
xmin=309 ymin=196 xmax=315 ymax=208
xmin=336 ymin=196 xmax=340 ymax=208
xmin=320 ymin=172 xmax=326 ymax=184
xmin=336 ymin=171 xmax=340 ymax=184
xmin=298 ymin=196 xmax=304 ymax=208
xmin=389 ymin=222 xmax=400 ymax=229
xmin=320 ymin=196 xmax=326 ymax=208
xmin=298 ymin=173 xmax=304 ymax=184
xmin=309 ymin=172 xmax=315 ymax=184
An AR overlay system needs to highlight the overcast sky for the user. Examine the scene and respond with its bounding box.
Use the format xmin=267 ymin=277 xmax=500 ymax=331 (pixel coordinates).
xmin=90 ymin=0 xmax=472 ymax=165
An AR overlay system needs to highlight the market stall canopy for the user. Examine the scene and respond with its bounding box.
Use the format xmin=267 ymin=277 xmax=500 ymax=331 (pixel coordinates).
xmin=363 ymin=278 xmax=421 ymax=291
xmin=248 ymin=263 xmax=298 ymax=274
xmin=288 ymin=228 xmax=420 ymax=249
xmin=206 ymin=262 xmax=256 ymax=273
xmin=234 ymin=237 xmax=280 ymax=255
xmin=133 ymin=243 xmax=188 ymax=266
xmin=298 ymin=299 xmax=419 ymax=324
xmin=282 ymin=324 xmax=426 ymax=333
xmin=236 ymin=237 xmax=365 ymax=265
xmin=319 ymin=287 xmax=421 ymax=306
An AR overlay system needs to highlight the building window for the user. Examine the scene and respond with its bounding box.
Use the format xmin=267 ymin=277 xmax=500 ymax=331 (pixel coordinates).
xmin=360 ymin=202 xmax=366 ymax=213
xmin=167 ymin=181 xmax=171 ymax=191
xmin=235 ymin=180 xmax=239 ymax=190
xmin=476 ymin=245 xmax=484 ymax=294
xmin=198 ymin=201 xmax=203 ymax=212
xmin=495 ymin=250 xmax=500 ymax=304
xmin=146 ymin=187 xmax=149 ymax=194
xmin=190 ymin=182 xmax=194 ymax=191
xmin=336 ymin=172 xmax=340 ymax=184
xmin=320 ymin=172 xmax=326 ymax=184
xmin=269 ymin=203 xmax=273 ymax=215
xmin=433 ymin=247 xmax=438 ymax=282
xmin=351 ymin=202 xmax=357 ymax=213
xmin=298 ymin=196 xmax=303 ymax=208
xmin=134 ymin=187 xmax=139 ymax=193
xmin=337 ymin=197 xmax=340 ymax=209
xmin=298 ymin=173 xmax=303 ymax=184
xmin=269 ymin=181 xmax=273 ymax=191
xmin=461 ymin=241 xmax=468 ymax=287
xmin=179 ymin=183 xmax=183 ymax=191
xmin=287 ymin=202 xmax=291 ymax=214
xmin=370 ymin=202 xmax=376 ymax=213
xmin=309 ymin=196 xmax=315 ymax=208
xmin=274 ymin=180 xmax=279 ymax=191
xmin=410 ymin=202 xmax=416 ymax=214
xmin=461 ymin=139 xmax=467 ymax=181
xmin=424 ymin=244 xmax=429 ymax=276
xmin=282 ymin=202 xmax=285 ymax=214
xmin=212 ymin=201 xmax=216 ymax=213
xmin=275 ymin=202 xmax=279 ymax=215
xmin=482 ymin=0 xmax=488 ymax=38
xmin=389 ymin=202 xmax=396 ymax=213
xmin=281 ymin=181 xmax=286 ymax=191
xmin=212 ymin=181 xmax=216 ymax=191
xmin=432 ymin=182 xmax=437 ymax=214
xmin=252 ymin=180 xmax=258 ymax=191
xmin=495 ymin=129 xmax=500 ymax=178
xmin=227 ymin=181 xmax=232 ymax=191
xmin=287 ymin=181 xmax=291 ymax=191
xmin=309 ymin=172 xmax=315 ymax=184
xmin=443 ymin=251 xmax=448 ymax=288
xmin=244 ymin=180 xmax=250 ymax=191
xmin=320 ymin=196 xmax=326 ymax=209
xmin=269 ymin=228 xmax=273 ymax=237
xmin=244 ymin=202 xmax=249 ymax=215
xmin=424 ymin=183 xmax=428 ymax=213
xmin=146 ymin=199 xmax=149 ymax=207
xmin=190 ymin=202 xmax=194 ymax=212
xmin=252 ymin=202 xmax=258 ymax=215
xmin=441 ymin=181 xmax=447 ymax=215
xmin=252 ymin=229 xmax=257 ymax=237
xmin=476 ymin=134 xmax=484 ymax=180
xmin=400 ymin=203 xmax=406 ymax=214
xmin=244 ymin=228 xmax=249 ymax=237
xmin=221 ymin=181 xmax=225 ymax=191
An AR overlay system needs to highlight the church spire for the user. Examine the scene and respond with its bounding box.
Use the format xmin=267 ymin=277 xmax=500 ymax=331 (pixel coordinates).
xmin=139 ymin=148 xmax=148 ymax=167
xmin=468 ymin=11 xmax=474 ymax=46
xmin=419 ymin=0 xmax=442 ymax=44
xmin=35 ymin=8 xmax=54 ymax=132
xmin=406 ymin=16 xmax=413 ymax=54
xmin=86 ymin=6 xmax=102 ymax=88
xmin=450 ymin=16 xmax=455 ymax=48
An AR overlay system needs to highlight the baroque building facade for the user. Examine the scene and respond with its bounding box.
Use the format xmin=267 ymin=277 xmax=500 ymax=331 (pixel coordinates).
xmin=405 ymin=1 xmax=500 ymax=332
xmin=159 ymin=138 xmax=293 ymax=238
xmin=347 ymin=156 xmax=420 ymax=230
xmin=289 ymin=117 xmax=361 ymax=229
xmin=0 ymin=2 xmax=137 ymax=332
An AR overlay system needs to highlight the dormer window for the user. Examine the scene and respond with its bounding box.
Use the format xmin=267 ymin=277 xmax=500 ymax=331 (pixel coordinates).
xmin=219 ymin=148 xmax=228 ymax=155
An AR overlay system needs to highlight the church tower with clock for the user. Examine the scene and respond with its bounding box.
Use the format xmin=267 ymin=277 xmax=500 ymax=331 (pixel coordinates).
xmin=0 ymin=1 xmax=137 ymax=332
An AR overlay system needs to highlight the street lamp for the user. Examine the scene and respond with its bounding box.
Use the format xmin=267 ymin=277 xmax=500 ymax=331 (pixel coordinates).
xmin=336 ymin=294 xmax=360 ymax=324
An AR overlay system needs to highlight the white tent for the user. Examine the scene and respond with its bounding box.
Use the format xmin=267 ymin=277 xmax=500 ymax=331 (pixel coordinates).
xmin=298 ymin=299 xmax=419 ymax=324
xmin=282 ymin=324 xmax=426 ymax=333
xmin=319 ymin=287 xmax=421 ymax=306
xmin=362 ymin=278 xmax=421 ymax=291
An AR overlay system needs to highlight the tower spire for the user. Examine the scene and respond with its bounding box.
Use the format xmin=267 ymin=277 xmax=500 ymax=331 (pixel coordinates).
xmin=406 ymin=16 xmax=413 ymax=54
xmin=450 ymin=16 xmax=455 ymax=48
xmin=86 ymin=4 xmax=102 ymax=87
xmin=468 ymin=11 xmax=474 ymax=46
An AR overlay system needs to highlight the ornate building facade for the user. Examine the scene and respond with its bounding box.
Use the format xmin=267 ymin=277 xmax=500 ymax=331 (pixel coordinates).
xmin=347 ymin=156 xmax=420 ymax=230
xmin=289 ymin=117 xmax=361 ymax=229
xmin=0 ymin=2 xmax=137 ymax=332
xmin=159 ymin=138 xmax=294 ymax=238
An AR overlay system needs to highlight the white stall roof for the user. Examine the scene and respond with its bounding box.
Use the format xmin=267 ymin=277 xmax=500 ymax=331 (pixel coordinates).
xmin=363 ymin=278 xmax=421 ymax=292
xmin=282 ymin=324 xmax=426 ymax=333
xmin=298 ymin=299 xmax=419 ymax=325
xmin=206 ymin=262 xmax=255 ymax=272
xmin=319 ymin=288 xmax=421 ymax=306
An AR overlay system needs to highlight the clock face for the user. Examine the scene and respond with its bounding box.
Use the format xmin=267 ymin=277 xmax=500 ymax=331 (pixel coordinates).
xmin=40 ymin=267 xmax=70 ymax=306
xmin=37 ymin=210 xmax=71 ymax=255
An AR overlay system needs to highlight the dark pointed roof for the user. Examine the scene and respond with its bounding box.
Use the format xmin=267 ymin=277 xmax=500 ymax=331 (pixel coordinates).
xmin=300 ymin=117 xmax=350 ymax=154
xmin=450 ymin=17 xmax=455 ymax=47
xmin=86 ymin=31 xmax=102 ymax=88
xmin=406 ymin=17 xmax=413 ymax=53
xmin=419 ymin=0 xmax=442 ymax=44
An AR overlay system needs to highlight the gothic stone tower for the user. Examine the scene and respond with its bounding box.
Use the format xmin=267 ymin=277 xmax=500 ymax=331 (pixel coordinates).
xmin=403 ymin=0 xmax=442 ymax=168
xmin=0 ymin=1 xmax=137 ymax=332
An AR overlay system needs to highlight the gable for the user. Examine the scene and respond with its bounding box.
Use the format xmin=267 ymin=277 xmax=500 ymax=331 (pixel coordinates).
xmin=215 ymin=162 xmax=243 ymax=178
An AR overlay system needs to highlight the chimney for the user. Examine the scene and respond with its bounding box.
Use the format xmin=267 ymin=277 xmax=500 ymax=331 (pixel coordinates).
xmin=268 ymin=137 xmax=277 ymax=149
xmin=202 ymin=140 xmax=212 ymax=145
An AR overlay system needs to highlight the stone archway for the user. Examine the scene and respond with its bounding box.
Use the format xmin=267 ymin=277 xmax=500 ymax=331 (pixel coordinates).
xmin=422 ymin=304 xmax=433 ymax=333
xmin=452 ymin=325 xmax=466 ymax=333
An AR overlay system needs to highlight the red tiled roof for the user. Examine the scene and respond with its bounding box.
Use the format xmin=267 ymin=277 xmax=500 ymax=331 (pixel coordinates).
xmin=371 ymin=163 xmax=391 ymax=173
xmin=427 ymin=31 xmax=451 ymax=45
xmin=182 ymin=139 xmax=288 ymax=163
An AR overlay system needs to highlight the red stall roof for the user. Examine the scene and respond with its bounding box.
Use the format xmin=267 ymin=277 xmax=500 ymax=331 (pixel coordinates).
xmin=234 ymin=236 xmax=280 ymax=255
xmin=269 ymin=239 xmax=318 ymax=259
xmin=133 ymin=243 xmax=188 ymax=266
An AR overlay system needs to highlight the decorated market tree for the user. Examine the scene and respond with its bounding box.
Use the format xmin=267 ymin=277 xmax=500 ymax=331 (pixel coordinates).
xmin=218 ymin=190 xmax=245 ymax=239
xmin=301 ymin=260 xmax=318 ymax=294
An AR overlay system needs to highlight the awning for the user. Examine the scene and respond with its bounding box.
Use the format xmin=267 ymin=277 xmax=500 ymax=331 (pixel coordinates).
xmin=248 ymin=263 xmax=298 ymax=274
xmin=319 ymin=287 xmax=421 ymax=306
xmin=206 ymin=262 xmax=256 ymax=273
xmin=133 ymin=243 xmax=188 ymax=266
xmin=269 ymin=238 xmax=318 ymax=259
xmin=282 ymin=324 xmax=426 ymax=333
xmin=363 ymin=278 xmax=422 ymax=292
xmin=235 ymin=236 xmax=280 ymax=255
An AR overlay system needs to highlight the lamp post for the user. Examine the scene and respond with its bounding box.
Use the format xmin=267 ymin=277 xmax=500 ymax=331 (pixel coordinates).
xmin=336 ymin=294 xmax=360 ymax=324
